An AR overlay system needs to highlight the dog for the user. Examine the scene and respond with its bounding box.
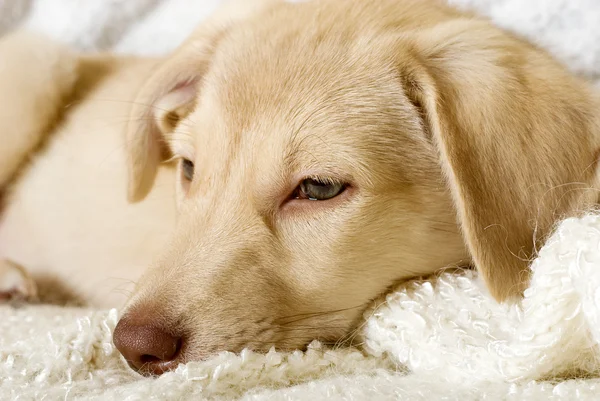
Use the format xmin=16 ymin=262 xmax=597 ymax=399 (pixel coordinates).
xmin=1 ymin=0 xmax=600 ymax=376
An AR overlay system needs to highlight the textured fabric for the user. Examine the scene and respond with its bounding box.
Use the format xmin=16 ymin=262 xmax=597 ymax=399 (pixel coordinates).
xmin=5 ymin=215 xmax=600 ymax=399
xmin=2 ymin=0 xmax=600 ymax=399
xmin=0 ymin=0 xmax=598 ymax=87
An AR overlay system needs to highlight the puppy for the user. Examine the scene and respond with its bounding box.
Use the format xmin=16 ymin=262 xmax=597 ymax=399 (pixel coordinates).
xmin=2 ymin=0 xmax=600 ymax=376
xmin=0 ymin=0 xmax=272 ymax=307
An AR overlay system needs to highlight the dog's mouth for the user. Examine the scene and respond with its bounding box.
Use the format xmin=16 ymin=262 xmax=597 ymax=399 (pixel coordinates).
xmin=116 ymin=289 xmax=383 ymax=375
xmin=114 ymin=314 xmax=361 ymax=376
xmin=120 ymin=335 xmax=318 ymax=377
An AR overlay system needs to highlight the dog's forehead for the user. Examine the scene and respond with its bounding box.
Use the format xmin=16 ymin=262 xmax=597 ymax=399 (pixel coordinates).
xmin=186 ymin=11 xmax=432 ymax=187
xmin=202 ymin=24 xmax=400 ymax=139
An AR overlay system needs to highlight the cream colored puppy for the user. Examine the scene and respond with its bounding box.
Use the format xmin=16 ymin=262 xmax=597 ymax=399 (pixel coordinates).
xmin=2 ymin=0 xmax=600 ymax=376
xmin=0 ymin=0 xmax=272 ymax=307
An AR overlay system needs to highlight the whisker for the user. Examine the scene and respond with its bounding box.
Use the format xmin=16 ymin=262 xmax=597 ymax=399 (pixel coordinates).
xmin=273 ymin=326 xmax=349 ymax=333
xmin=276 ymin=304 xmax=365 ymax=326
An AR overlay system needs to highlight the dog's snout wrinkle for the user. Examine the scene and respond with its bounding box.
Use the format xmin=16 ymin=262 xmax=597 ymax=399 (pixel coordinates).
xmin=113 ymin=313 xmax=183 ymax=376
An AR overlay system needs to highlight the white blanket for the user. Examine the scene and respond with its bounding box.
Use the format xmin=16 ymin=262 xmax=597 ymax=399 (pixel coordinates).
xmin=2 ymin=1 xmax=600 ymax=399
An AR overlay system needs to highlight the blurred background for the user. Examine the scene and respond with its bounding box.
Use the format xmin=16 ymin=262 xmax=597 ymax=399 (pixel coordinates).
xmin=0 ymin=0 xmax=598 ymax=86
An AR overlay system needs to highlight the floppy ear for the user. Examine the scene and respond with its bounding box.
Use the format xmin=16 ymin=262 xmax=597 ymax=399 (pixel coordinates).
xmin=396 ymin=20 xmax=600 ymax=301
xmin=125 ymin=50 xmax=208 ymax=203
xmin=126 ymin=0 xmax=280 ymax=202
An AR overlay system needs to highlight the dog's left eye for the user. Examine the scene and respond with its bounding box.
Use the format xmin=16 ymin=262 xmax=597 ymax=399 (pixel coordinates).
xmin=181 ymin=159 xmax=195 ymax=181
xmin=296 ymin=178 xmax=346 ymax=201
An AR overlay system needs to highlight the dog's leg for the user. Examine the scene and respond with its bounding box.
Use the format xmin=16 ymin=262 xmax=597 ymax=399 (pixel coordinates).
xmin=0 ymin=31 xmax=78 ymax=188
xmin=0 ymin=260 xmax=37 ymax=303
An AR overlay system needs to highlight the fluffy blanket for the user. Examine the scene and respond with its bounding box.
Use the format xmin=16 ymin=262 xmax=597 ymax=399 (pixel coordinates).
xmin=2 ymin=0 xmax=600 ymax=399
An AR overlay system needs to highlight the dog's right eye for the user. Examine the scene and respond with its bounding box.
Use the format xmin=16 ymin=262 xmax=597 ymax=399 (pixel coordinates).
xmin=295 ymin=177 xmax=347 ymax=201
xmin=181 ymin=159 xmax=195 ymax=181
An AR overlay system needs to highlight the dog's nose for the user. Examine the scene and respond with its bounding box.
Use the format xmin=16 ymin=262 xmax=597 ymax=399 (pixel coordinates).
xmin=113 ymin=313 xmax=182 ymax=375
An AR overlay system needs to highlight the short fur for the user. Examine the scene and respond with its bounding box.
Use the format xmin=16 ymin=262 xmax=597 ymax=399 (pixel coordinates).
xmin=1 ymin=0 xmax=600 ymax=374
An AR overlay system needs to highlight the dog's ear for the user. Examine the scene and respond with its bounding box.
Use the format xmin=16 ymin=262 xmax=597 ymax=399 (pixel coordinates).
xmin=126 ymin=0 xmax=279 ymax=202
xmin=396 ymin=21 xmax=599 ymax=301
xmin=125 ymin=47 xmax=209 ymax=203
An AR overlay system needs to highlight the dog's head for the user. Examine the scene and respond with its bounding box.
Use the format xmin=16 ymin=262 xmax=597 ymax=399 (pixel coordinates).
xmin=113 ymin=0 xmax=600 ymax=375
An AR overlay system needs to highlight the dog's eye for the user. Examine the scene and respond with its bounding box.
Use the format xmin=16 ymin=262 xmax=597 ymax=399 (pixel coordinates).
xmin=181 ymin=159 xmax=195 ymax=181
xmin=296 ymin=178 xmax=346 ymax=201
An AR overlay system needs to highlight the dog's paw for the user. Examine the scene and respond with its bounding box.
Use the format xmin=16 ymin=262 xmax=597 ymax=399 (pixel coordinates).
xmin=0 ymin=260 xmax=37 ymax=303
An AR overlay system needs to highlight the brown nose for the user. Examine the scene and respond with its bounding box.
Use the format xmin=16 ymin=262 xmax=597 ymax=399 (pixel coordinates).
xmin=113 ymin=313 xmax=182 ymax=376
